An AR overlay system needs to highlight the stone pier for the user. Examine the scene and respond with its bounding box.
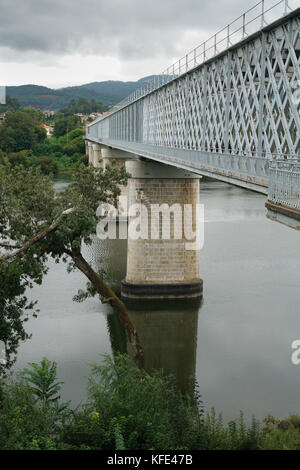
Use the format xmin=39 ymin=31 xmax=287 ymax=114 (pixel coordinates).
xmin=100 ymin=146 xmax=137 ymax=219
xmin=87 ymin=142 xmax=102 ymax=167
xmin=100 ymin=146 xmax=136 ymax=171
xmin=121 ymin=160 xmax=203 ymax=300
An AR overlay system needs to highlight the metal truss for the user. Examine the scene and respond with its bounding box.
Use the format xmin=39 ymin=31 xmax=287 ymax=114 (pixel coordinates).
xmin=87 ymin=7 xmax=300 ymax=201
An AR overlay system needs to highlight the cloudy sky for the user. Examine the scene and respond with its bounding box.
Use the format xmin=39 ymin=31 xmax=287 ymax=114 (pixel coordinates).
xmin=0 ymin=0 xmax=287 ymax=88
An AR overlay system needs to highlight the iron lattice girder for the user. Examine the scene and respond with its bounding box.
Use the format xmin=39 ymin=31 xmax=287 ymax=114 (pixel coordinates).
xmin=88 ymin=10 xmax=300 ymax=192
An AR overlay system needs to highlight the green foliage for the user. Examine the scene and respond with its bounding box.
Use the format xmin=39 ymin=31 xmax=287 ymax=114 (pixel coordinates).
xmin=86 ymin=354 xmax=200 ymax=450
xmin=260 ymin=414 xmax=300 ymax=450
xmin=0 ymin=109 xmax=46 ymax=153
xmin=0 ymin=95 xmax=21 ymax=113
xmin=0 ymin=355 xmax=299 ymax=450
xmin=0 ymin=359 xmax=70 ymax=450
xmin=0 ymin=166 xmax=54 ymax=372
xmin=36 ymin=156 xmax=58 ymax=176
xmin=0 ymin=164 xmax=129 ymax=370
xmin=21 ymin=358 xmax=63 ymax=404
xmin=59 ymin=98 xmax=108 ymax=115
xmin=0 ymin=149 xmax=34 ymax=168
xmin=199 ymin=409 xmax=261 ymax=450
xmin=53 ymin=115 xmax=82 ymax=138
xmin=0 ymin=108 xmax=87 ymax=172
xmin=20 ymin=107 xmax=44 ymax=125
xmin=5 ymin=79 xmax=150 ymax=109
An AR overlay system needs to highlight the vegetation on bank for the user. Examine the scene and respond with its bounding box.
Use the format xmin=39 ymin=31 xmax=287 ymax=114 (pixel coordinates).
xmin=0 ymin=354 xmax=299 ymax=451
xmin=0 ymin=107 xmax=88 ymax=174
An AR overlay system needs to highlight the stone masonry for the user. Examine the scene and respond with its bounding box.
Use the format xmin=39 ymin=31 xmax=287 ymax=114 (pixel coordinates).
xmin=122 ymin=160 xmax=203 ymax=299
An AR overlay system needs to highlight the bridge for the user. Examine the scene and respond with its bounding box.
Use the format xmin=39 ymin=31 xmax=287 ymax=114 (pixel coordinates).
xmin=86 ymin=0 xmax=300 ymax=300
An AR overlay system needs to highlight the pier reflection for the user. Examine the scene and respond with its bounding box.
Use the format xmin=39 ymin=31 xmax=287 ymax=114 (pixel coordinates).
xmin=90 ymin=230 xmax=201 ymax=394
xmin=108 ymin=299 xmax=200 ymax=394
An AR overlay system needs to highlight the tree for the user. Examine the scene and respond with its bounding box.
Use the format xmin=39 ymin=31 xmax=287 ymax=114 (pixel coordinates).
xmin=3 ymin=150 xmax=33 ymax=168
xmin=0 ymin=164 xmax=144 ymax=375
xmin=59 ymin=98 xmax=109 ymax=115
xmin=36 ymin=156 xmax=58 ymax=176
xmin=0 ymin=96 xmax=21 ymax=113
xmin=54 ymin=115 xmax=82 ymax=138
xmin=0 ymin=110 xmax=46 ymax=153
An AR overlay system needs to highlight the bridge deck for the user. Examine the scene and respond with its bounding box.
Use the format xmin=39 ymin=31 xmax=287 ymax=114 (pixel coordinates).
xmin=87 ymin=4 xmax=300 ymax=200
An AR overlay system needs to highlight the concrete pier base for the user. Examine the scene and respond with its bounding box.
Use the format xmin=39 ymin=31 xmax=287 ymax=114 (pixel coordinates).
xmin=121 ymin=160 xmax=203 ymax=300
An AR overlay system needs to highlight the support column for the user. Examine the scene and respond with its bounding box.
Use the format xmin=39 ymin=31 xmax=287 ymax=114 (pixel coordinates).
xmin=101 ymin=146 xmax=136 ymax=170
xmin=101 ymin=146 xmax=137 ymax=210
xmin=92 ymin=143 xmax=102 ymax=168
xmin=87 ymin=142 xmax=94 ymax=165
xmin=121 ymin=160 xmax=203 ymax=300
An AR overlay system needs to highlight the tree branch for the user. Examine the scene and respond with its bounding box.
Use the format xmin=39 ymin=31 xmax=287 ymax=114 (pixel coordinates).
xmin=4 ymin=208 xmax=74 ymax=260
xmin=69 ymin=249 xmax=145 ymax=370
xmin=0 ymin=243 xmax=20 ymax=250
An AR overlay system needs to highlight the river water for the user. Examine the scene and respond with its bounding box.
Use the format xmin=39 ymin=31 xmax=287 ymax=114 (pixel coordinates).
xmin=14 ymin=179 xmax=300 ymax=421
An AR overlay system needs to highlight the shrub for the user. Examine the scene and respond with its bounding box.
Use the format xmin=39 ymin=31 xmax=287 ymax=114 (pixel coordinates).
xmin=1 ymin=355 xmax=298 ymax=450
xmin=86 ymin=354 xmax=201 ymax=450
xmin=260 ymin=414 xmax=300 ymax=450
xmin=0 ymin=361 xmax=69 ymax=450
xmin=36 ymin=156 xmax=58 ymax=175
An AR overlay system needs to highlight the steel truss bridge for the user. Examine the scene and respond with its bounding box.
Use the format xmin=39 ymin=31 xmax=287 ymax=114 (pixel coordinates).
xmin=87 ymin=0 xmax=300 ymax=224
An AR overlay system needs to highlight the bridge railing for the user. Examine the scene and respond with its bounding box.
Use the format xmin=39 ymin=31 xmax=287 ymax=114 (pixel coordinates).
xmin=107 ymin=0 xmax=298 ymax=115
xmin=268 ymin=161 xmax=300 ymax=209
xmin=87 ymin=2 xmax=300 ymax=195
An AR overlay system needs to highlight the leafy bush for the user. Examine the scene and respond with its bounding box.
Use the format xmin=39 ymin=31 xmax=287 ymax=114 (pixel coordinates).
xmin=85 ymin=354 xmax=201 ymax=450
xmin=1 ymin=355 xmax=299 ymax=450
xmin=198 ymin=409 xmax=261 ymax=450
xmin=36 ymin=156 xmax=58 ymax=175
xmin=0 ymin=359 xmax=70 ymax=450
xmin=260 ymin=414 xmax=300 ymax=450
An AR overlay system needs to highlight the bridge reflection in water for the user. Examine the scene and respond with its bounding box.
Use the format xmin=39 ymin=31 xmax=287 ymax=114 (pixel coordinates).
xmin=89 ymin=233 xmax=201 ymax=394
xmin=108 ymin=300 xmax=200 ymax=395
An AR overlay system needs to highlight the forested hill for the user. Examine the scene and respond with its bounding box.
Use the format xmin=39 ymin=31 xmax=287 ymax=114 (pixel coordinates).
xmin=6 ymin=76 xmax=160 ymax=110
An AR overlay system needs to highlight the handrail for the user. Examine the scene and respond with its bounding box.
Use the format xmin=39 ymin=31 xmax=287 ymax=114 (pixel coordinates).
xmin=94 ymin=0 xmax=297 ymax=120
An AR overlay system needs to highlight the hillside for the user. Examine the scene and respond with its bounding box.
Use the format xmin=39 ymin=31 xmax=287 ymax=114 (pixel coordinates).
xmin=6 ymin=76 xmax=159 ymax=110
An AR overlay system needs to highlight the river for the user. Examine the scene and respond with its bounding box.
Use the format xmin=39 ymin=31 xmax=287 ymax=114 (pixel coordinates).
xmin=14 ymin=179 xmax=300 ymax=422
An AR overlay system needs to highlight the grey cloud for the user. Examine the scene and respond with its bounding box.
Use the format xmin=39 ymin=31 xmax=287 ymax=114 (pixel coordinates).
xmin=0 ymin=0 xmax=256 ymax=62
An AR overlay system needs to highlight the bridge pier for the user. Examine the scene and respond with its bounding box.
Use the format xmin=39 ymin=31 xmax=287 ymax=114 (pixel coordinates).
xmin=101 ymin=146 xmax=136 ymax=170
xmin=87 ymin=142 xmax=102 ymax=167
xmin=101 ymin=146 xmax=137 ymax=219
xmin=121 ymin=160 xmax=203 ymax=300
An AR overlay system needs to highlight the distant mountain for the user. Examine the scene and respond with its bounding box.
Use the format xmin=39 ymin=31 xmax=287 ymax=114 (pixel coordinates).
xmin=6 ymin=76 xmax=161 ymax=110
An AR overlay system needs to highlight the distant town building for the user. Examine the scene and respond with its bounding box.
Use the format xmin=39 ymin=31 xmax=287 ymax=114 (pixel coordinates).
xmin=89 ymin=112 xmax=103 ymax=120
xmin=75 ymin=113 xmax=88 ymax=123
xmin=74 ymin=112 xmax=102 ymax=123
xmin=40 ymin=124 xmax=54 ymax=137
xmin=43 ymin=110 xmax=55 ymax=118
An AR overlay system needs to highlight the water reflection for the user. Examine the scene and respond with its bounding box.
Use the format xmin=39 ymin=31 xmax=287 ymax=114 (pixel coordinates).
xmin=92 ymin=230 xmax=201 ymax=393
xmin=84 ymin=223 xmax=127 ymax=296
xmin=125 ymin=299 xmax=200 ymax=393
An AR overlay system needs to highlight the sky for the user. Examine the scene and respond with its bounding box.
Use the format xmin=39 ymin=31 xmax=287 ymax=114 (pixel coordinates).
xmin=0 ymin=0 xmax=291 ymax=89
